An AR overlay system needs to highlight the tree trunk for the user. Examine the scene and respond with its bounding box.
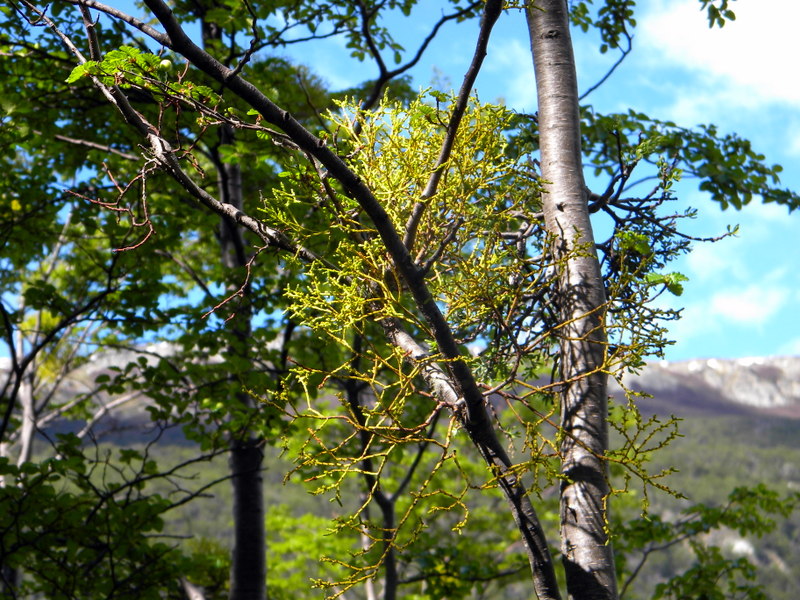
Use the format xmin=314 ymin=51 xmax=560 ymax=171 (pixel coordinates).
xmin=229 ymin=432 xmax=266 ymax=600
xmin=525 ymin=2 xmax=618 ymax=599
xmin=15 ymin=376 xmax=34 ymax=468
xmin=197 ymin=9 xmax=267 ymax=597
xmin=216 ymin=124 xmax=267 ymax=600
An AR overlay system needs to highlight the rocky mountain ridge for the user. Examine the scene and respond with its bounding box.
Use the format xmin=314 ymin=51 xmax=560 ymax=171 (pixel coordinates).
xmin=612 ymin=355 xmax=800 ymax=419
xmin=4 ymin=354 xmax=800 ymax=429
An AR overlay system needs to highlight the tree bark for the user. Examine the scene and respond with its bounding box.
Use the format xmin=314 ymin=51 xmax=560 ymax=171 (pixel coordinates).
xmin=525 ymin=2 xmax=618 ymax=599
xmin=216 ymin=124 xmax=267 ymax=600
xmin=196 ymin=9 xmax=267 ymax=597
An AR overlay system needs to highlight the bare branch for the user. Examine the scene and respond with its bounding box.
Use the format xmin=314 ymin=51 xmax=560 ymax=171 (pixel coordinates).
xmin=47 ymin=132 xmax=140 ymax=161
xmin=359 ymin=1 xmax=483 ymax=112
xmin=61 ymin=0 xmax=171 ymax=46
xmin=579 ymin=30 xmax=632 ymax=101
xmin=402 ymin=0 xmax=502 ymax=251
xmin=76 ymin=392 xmax=143 ymax=439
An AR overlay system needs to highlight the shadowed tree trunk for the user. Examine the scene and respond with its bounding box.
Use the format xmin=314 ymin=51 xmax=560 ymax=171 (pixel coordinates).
xmin=198 ymin=9 xmax=267 ymax=599
xmin=526 ymin=2 xmax=618 ymax=599
xmin=215 ymin=122 xmax=267 ymax=600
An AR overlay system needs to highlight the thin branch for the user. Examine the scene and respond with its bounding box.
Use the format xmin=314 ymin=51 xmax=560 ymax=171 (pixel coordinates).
xmin=399 ymin=564 xmax=527 ymax=585
xmin=359 ymin=1 xmax=483 ymax=112
xmin=402 ymin=0 xmax=502 ymax=251
xmin=227 ymin=0 xmax=259 ymax=79
xmin=45 ymin=132 xmax=140 ymax=160
xmin=78 ymin=1 xmax=101 ymax=60
xmin=356 ymin=1 xmax=388 ymax=82
xmin=153 ymin=250 xmax=215 ymax=300
xmin=0 ymin=283 xmax=117 ymax=442
xmin=579 ymin=30 xmax=632 ymax=101
xmin=32 ymin=320 xmax=96 ymax=417
xmin=61 ymin=0 xmax=171 ymax=46
xmin=418 ymin=217 xmax=464 ymax=277
xmin=76 ymin=392 xmax=143 ymax=439
xmin=390 ymin=410 xmax=441 ymax=502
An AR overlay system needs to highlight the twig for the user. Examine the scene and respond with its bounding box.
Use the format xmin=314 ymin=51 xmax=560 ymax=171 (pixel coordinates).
xmin=47 ymin=132 xmax=139 ymax=160
xmin=358 ymin=1 xmax=483 ymax=113
xmin=579 ymin=30 xmax=633 ymax=101
xmin=402 ymin=0 xmax=502 ymax=251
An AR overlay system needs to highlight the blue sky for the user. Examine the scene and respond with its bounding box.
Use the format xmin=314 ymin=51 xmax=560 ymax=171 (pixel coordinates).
xmin=13 ymin=1 xmax=795 ymax=364
xmin=272 ymin=0 xmax=800 ymax=362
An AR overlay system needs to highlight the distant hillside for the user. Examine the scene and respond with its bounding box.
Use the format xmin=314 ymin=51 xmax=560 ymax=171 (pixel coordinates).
xmin=611 ymin=356 xmax=800 ymax=419
xmin=6 ymin=352 xmax=798 ymax=599
xmin=6 ymin=353 xmax=800 ymax=439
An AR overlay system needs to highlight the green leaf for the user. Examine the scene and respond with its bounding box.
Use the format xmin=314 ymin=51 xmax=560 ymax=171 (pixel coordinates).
xmin=65 ymin=61 xmax=97 ymax=83
xmin=645 ymin=272 xmax=689 ymax=296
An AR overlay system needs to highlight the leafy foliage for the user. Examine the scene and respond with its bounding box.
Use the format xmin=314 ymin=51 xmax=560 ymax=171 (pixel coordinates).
xmin=0 ymin=435 xmax=187 ymax=599
xmin=581 ymin=108 xmax=800 ymax=211
xmin=1 ymin=1 xmax=798 ymax=599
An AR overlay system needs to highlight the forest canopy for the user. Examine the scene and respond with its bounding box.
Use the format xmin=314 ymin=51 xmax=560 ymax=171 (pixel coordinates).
xmin=1 ymin=1 xmax=798 ymax=599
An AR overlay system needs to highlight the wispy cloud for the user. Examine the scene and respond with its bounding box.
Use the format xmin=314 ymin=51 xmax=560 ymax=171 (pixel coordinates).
xmin=484 ymin=37 xmax=536 ymax=110
xmin=684 ymin=240 xmax=738 ymax=282
xmin=639 ymin=0 xmax=800 ymax=109
xmin=778 ymin=337 xmax=800 ymax=357
xmin=709 ymin=285 xmax=789 ymax=327
xmin=660 ymin=199 xmax=798 ymax=356
xmin=663 ymin=281 xmax=791 ymax=358
xmin=679 ymin=198 xmax=791 ymax=285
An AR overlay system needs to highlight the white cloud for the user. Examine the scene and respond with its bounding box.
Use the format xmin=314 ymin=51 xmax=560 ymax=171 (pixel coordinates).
xmin=778 ymin=337 xmax=800 ymax=357
xmin=639 ymin=0 xmax=800 ymax=108
xmin=484 ymin=38 xmax=536 ymax=110
xmin=678 ymin=195 xmax=797 ymax=285
xmin=684 ymin=238 xmax=742 ymax=282
xmin=665 ymin=300 xmax=719 ymax=343
xmin=664 ymin=283 xmax=789 ymax=359
xmin=743 ymin=200 xmax=795 ymax=222
xmin=708 ymin=285 xmax=789 ymax=326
